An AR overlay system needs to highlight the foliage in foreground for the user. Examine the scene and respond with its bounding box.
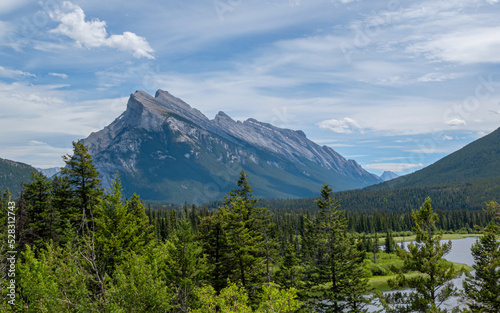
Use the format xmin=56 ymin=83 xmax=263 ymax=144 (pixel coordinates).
xmin=462 ymin=201 xmax=500 ymax=313
xmin=377 ymin=197 xmax=465 ymax=313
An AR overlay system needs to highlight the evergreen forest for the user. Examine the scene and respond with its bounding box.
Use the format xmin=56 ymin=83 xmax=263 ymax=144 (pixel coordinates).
xmin=1 ymin=140 xmax=499 ymax=312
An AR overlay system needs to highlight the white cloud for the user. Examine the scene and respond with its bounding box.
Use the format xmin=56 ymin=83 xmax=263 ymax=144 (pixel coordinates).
xmin=417 ymin=72 xmax=464 ymax=82
xmin=49 ymin=72 xmax=69 ymax=79
xmin=409 ymin=27 xmax=500 ymax=64
xmin=49 ymin=1 xmax=155 ymax=59
xmin=317 ymin=117 xmax=364 ymax=134
xmin=446 ymin=118 xmax=466 ymax=126
xmin=0 ymin=66 xmax=36 ymax=78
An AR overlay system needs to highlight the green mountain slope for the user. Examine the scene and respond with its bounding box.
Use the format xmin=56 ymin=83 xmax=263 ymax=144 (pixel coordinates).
xmin=0 ymin=157 xmax=35 ymax=198
xmin=248 ymin=128 xmax=500 ymax=213
xmin=368 ymin=127 xmax=500 ymax=190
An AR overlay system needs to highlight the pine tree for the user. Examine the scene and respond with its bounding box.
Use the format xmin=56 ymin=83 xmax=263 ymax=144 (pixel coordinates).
xmin=22 ymin=171 xmax=58 ymax=247
xmin=379 ymin=197 xmax=464 ymax=312
xmin=61 ymin=140 xmax=102 ymax=230
xmin=274 ymin=243 xmax=305 ymax=291
xmin=462 ymin=201 xmax=500 ymax=312
xmin=199 ymin=212 xmax=232 ymax=293
xmin=306 ymin=184 xmax=369 ymax=312
xmin=51 ymin=175 xmax=79 ymax=244
xmin=373 ymin=232 xmax=379 ymax=263
xmin=218 ymin=199 xmax=264 ymax=293
xmin=218 ymin=171 xmax=269 ymax=298
xmin=95 ymin=175 xmax=154 ymax=274
xmin=124 ymin=193 xmax=155 ymax=252
xmin=164 ymin=219 xmax=206 ymax=312
xmin=384 ymin=229 xmax=395 ymax=254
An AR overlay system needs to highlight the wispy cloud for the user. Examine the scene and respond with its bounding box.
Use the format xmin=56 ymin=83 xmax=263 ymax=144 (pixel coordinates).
xmin=0 ymin=66 xmax=36 ymax=78
xmin=0 ymin=81 xmax=127 ymax=166
xmin=49 ymin=72 xmax=69 ymax=79
xmin=49 ymin=1 xmax=155 ymax=59
xmin=317 ymin=117 xmax=364 ymax=134
xmin=417 ymin=72 xmax=465 ymax=83
xmin=446 ymin=118 xmax=466 ymax=126
xmin=409 ymin=27 xmax=500 ymax=64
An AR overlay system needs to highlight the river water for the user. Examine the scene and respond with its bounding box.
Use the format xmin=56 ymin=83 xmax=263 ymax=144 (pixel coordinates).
xmin=366 ymin=236 xmax=478 ymax=312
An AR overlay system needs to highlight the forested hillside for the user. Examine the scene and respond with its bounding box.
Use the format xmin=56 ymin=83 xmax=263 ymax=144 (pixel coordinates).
xmin=368 ymin=126 xmax=500 ymax=190
xmin=1 ymin=141 xmax=499 ymax=312
xmin=0 ymin=158 xmax=35 ymax=198
xmin=254 ymin=176 xmax=500 ymax=213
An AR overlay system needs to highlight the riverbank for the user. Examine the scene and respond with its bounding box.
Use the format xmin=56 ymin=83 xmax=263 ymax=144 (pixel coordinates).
xmin=368 ymin=262 xmax=473 ymax=292
xmin=391 ymin=233 xmax=481 ymax=243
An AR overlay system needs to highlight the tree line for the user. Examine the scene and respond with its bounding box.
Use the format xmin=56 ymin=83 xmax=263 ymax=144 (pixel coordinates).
xmin=0 ymin=140 xmax=499 ymax=312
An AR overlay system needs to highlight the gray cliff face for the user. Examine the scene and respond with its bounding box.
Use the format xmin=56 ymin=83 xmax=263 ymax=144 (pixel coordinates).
xmin=84 ymin=90 xmax=382 ymax=203
xmin=213 ymin=112 xmax=379 ymax=184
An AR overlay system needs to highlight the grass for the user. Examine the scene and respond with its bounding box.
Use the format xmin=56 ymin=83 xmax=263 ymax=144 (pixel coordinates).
xmin=367 ymin=261 xmax=473 ymax=293
xmin=391 ymin=233 xmax=481 ymax=243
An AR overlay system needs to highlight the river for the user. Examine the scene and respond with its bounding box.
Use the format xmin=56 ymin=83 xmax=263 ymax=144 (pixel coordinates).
xmin=366 ymin=236 xmax=479 ymax=312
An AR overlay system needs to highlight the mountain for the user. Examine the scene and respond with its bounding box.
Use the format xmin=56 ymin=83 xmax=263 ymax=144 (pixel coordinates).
xmin=83 ymin=90 xmax=382 ymax=204
xmin=36 ymin=167 xmax=61 ymax=178
xmin=0 ymin=157 xmax=36 ymax=198
xmin=367 ymin=127 xmax=500 ymax=191
xmin=207 ymin=126 xmax=500 ymax=212
xmin=380 ymin=171 xmax=399 ymax=181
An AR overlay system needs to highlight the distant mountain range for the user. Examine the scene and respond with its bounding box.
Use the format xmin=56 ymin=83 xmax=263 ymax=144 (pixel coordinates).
xmin=380 ymin=171 xmax=399 ymax=181
xmin=3 ymin=90 xmax=497 ymax=207
xmin=83 ymin=90 xmax=382 ymax=204
xmin=35 ymin=167 xmax=61 ymax=178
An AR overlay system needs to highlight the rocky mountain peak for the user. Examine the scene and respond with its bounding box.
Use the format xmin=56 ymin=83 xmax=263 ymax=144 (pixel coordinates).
xmin=84 ymin=90 xmax=383 ymax=203
xmin=214 ymin=111 xmax=233 ymax=121
xmin=153 ymin=89 xmax=210 ymax=126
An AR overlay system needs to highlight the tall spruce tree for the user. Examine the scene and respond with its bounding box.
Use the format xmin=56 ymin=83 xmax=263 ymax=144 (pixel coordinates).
xmin=51 ymin=175 xmax=79 ymax=244
xmin=274 ymin=243 xmax=305 ymax=293
xmin=306 ymin=184 xmax=369 ymax=312
xmin=61 ymin=140 xmax=105 ymax=299
xmin=164 ymin=218 xmax=206 ymax=312
xmin=61 ymin=140 xmax=102 ymax=230
xmin=22 ymin=171 xmax=57 ymax=247
xmin=95 ymin=175 xmax=154 ymax=274
xmin=218 ymin=171 xmax=269 ymax=298
xmin=462 ymin=201 xmax=500 ymax=312
xmin=199 ymin=212 xmax=231 ymax=294
xmin=384 ymin=229 xmax=395 ymax=254
xmin=379 ymin=197 xmax=464 ymax=312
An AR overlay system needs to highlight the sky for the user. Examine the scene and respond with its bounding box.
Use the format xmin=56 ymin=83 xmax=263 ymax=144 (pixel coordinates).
xmin=1 ymin=0 xmax=500 ymax=176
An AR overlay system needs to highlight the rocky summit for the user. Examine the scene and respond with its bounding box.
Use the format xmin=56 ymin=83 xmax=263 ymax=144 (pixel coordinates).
xmin=84 ymin=90 xmax=382 ymax=204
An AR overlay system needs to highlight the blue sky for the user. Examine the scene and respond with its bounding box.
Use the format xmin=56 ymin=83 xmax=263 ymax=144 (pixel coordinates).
xmin=1 ymin=0 xmax=500 ymax=176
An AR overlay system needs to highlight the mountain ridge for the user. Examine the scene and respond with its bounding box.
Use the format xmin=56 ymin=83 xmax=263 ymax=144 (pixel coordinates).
xmin=84 ymin=89 xmax=382 ymax=204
